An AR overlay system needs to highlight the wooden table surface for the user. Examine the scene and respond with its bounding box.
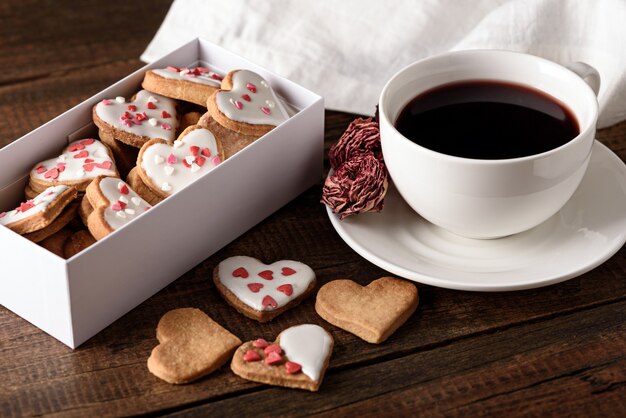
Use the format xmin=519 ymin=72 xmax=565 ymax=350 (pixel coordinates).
xmin=1 ymin=1 xmax=626 ymax=417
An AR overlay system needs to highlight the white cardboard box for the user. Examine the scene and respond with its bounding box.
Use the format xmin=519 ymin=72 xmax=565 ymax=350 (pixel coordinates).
xmin=0 ymin=38 xmax=324 ymax=348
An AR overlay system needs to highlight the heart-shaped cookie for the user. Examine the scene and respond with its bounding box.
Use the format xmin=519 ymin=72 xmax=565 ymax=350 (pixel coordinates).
xmin=142 ymin=65 xmax=223 ymax=106
xmin=315 ymin=277 xmax=419 ymax=343
xmin=208 ymin=69 xmax=290 ymax=136
xmin=214 ymin=256 xmax=317 ymax=322
xmin=0 ymin=185 xmax=77 ymax=235
xmin=231 ymin=324 xmax=333 ymax=391
xmin=147 ymin=308 xmax=241 ymax=384
xmin=29 ymin=138 xmax=118 ymax=193
xmin=85 ymin=176 xmax=152 ymax=240
xmin=137 ymin=125 xmax=224 ymax=198
xmin=93 ymin=90 xmax=179 ymax=148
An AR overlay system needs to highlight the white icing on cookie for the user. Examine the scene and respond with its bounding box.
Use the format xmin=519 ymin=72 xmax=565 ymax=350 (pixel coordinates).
xmin=95 ymin=90 xmax=178 ymax=141
xmin=30 ymin=139 xmax=116 ymax=182
xmin=98 ymin=177 xmax=151 ymax=231
xmin=140 ymin=127 xmax=221 ymax=195
xmin=279 ymin=324 xmax=332 ymax=382
xmin=152 ymin=65 xmax=223 ymax=87
xmin=215 ymin=70 xmax=289 ymax=126
xmin=0 ymin=185 xmax=69 ymax=226
xmin=217 ymin=256 xmax=315 ymax=311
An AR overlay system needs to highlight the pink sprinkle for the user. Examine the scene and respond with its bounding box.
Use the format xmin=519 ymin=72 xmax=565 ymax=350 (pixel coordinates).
xmin=196 ymin=67 xmax=209 ymax=73
xmin=233 ymin=100 xmax=243 ymax=110
xmin=246 ymin=83 xmax=257 ymax=93
xmin=166 ymin=153 xmax=177 ymax=165
xmin=184 ymin=72 xmax=196 ymax=77
xmin=101 ymin=99 xmax=112 ymax=106
xmin=253 ymin=338 xmax=269 ymax=349
xmin=0 ymin=212 xmax=5 ymax=219
xmin=162 ymin=123 xmax=172 ymax=131
xmin=260 ymin=106 xmax=271 ymax=115
xmin=111 ymin=203 xmax=122 ymax=211
xmin=212 ymin=156 xmax=221 ymax=166
xmin=45 ymin=191 xmax=54 ymax=196
xmin=166 ymin=66 xmax=179 ymax=72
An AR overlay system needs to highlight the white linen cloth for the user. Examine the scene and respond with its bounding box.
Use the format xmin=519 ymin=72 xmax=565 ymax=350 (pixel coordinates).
xmin=142 ymin=0 xmax=626 ymax=128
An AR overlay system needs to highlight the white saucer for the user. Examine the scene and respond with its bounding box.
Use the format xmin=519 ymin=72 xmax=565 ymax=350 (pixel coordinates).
xmin=327 ymin=141 xmax=626 ymax=291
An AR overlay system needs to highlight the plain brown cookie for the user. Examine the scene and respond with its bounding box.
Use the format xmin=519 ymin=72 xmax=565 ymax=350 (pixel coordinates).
xmin=142 ymin=68 xmax=220 ymax=107
xmin=315 ymin=277 xmax=419 ymax=344
xmin=179 ymin=111 xmax=202 ymax=133
xmin=63 ymin=229 xmax=97 ymax=258
xmin=38 ymin=227 xmax=73 ymax=258
xmin=98 ymin=128 xmax=139 ymax=179
xmin=78 ymin=194 xmax=94 ymax=226
xmin=230 ymin=324 xmax=333 ymax=392
xmin=197 ymin=112 xmax=259 ymax=160
xmin=126 ymin=167 xmax=163 ymax=206
xmin=147 ymin=308 xmax=241 ymax=384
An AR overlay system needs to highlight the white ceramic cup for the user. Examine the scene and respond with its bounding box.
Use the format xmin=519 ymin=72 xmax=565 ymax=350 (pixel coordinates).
xmin=379 ymin=50 xmax=599 ymax=239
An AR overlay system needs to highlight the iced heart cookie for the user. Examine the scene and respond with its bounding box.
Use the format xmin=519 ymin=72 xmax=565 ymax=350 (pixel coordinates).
xmin=213 ymin=256 xmax=317 ymax=322
xmin=85 ymin=176 xmax=152 ymax=240
xmin=207 ymin=69 xmax=290 ymax=136
xmin=142 ymin=65 xmax=223 ymax=106
xmin=29 ymin=138 xmax=118 ymax=193
xmin=126 ymin=167 xmax=163 ymax=206
xmin=137 ymin=125 xmax=223 ymax=198
xmin=147 ymin=308 xmax=241 ymax=384
xmin=315 ymin=277 xmax=419 ymax=344
xmin=93 ymin=90 xmax=179 ymax=148
xmin=231 ymin=324 xmax=333 ymax=392
xmin=0 ymin=185 xmax=77 ymax=236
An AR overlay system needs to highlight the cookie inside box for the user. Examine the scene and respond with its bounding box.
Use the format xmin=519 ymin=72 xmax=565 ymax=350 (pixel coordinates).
xmin=0 ymin=37 xmax=324 ymax=348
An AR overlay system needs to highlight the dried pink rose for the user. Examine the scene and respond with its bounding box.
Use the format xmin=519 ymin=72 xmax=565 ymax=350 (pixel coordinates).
xmin=322 ymin=154 xmax=388 ymax=220
xmin=329 ymin=118 xmax=382 ymax=170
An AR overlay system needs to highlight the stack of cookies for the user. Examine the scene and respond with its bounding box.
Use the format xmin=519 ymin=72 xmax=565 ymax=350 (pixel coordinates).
xmin=0 ymin=64 xmax=292 ymax=258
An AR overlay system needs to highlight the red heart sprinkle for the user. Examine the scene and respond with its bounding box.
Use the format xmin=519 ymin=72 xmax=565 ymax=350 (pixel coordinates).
xmin=265 ymin=351 xmax=282 ymax=365
xmin=182 ymin=159 xmax=191 ymax=168
xmin=243 ymin=350 xmax=261 ymax=362
xmin=246 ymin=83 xmax=257 ymax=93
xmin=247 ymin=283 xmax=264 ymax=293
xmin=241 ymin=94 xmax=251 ymax=102
xmin=97 ymin=161 xmax=112 ymax=170
xmin=123 ymin=111 xmax=132 ymax=119
xmin=111 ymin=203 xmax=122 ymax=211
xmin=73 ymin=150 xmax=89 ymax=159
xmin=262 ymin=295 xmax=278 ymax=308
xmin=211 ymin=73 xmax=223 ymax=81
xmin=119 ymin=183 xmax=129 ymax=195
xmin=196 ymin=67 xmax=209 ymax=73
xmin=83 ymin=163 xmax=95 ymax=172
xmin=147 ymin=101 xmax=157 ymax=109
xmin=264 ymin=344 xmax=282 ymax=355
xmin=56 ymin=163 xmax=66 ymax=172
xmin=68 ymin=143 xmax=84 ymax=152
xmin=285 ymin=361 xmax=302 ymax=374
xmin=84 ymin=158 xmax=94 ymax=163
xmin=232 ymin=267 xmax=249 ymax=278
xmin=260 ymin=106 xmax=271 ymax=115
xmin=35 ymin=165 xmax=46 ymax=174
xmin=44 ymin=168 xmax=59 ymax=179
xmin=166 ymin=66 xmax=179 ymax=72
xmin=161 ymin=110 xmax=171 ymax=118
xmin=18 ymin=201 xmax=35 ymax=212
xmin=276 ymin=284 xmax=293 ymax=296
xmin=281 ymin=267 xmax=297 ymax=276
xmin=166 ymin=153 xmax=177 ymax=165
xmin=195 ymin=156 xmax=206 ymax=167
xmin=201 ymin=147 xmax=211 ymax=157
xmin=135 ymin=112 xmax=147 ymax=121
xmin=258 ymin=270 xmax=274 ymax=280
xmin=81 ymin=139 xmax=95 ymax=145
xmin=118 ymin=200 xmax=127 ymax=210
xmin=253 ymin=338 xmax=269 ymax=349
xmin=190 ymin=146 xmax=200 ymax=156
xmin=127 ymin=105 xmax=137 ymax=112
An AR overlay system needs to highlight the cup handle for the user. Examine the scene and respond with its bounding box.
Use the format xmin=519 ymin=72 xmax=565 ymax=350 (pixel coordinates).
xmin=566 ymin=62 xmax=601 ymax=96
